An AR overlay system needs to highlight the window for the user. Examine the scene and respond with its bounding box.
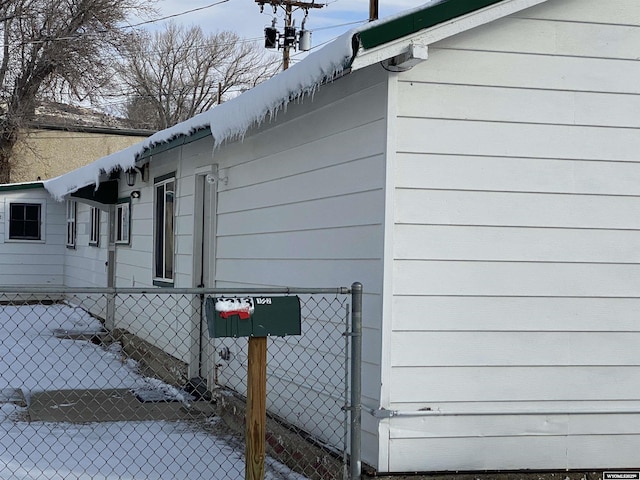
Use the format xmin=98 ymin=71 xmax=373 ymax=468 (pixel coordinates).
xmin=66 ymin=201 xmax=76 ymax=247
xmin=89 ymin=207 xmax=100 ymax=246
xmin=115 ymin=201 xmax=130 ymax=244
xmin=154 ymin=175 xmax=175 ymax=285
xmin=10 ymin=203 xmax=41 ymax=240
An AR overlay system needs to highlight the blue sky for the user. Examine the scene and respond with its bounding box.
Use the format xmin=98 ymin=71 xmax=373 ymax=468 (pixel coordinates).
xmin=146 ymin=0 xmax=426 ymax=60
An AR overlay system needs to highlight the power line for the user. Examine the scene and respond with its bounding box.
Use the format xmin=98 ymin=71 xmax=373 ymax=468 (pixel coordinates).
xmin=311 ymin=18 xmax=367 ymax=31
xmin=125 ymin=0 xmax=231 ymax=29
xmin=0 ymin=0 xmax=232 ymax=47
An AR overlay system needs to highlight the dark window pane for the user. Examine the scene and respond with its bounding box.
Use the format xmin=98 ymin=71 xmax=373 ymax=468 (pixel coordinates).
xmin=9 ymin=203 xmax=40 ymax=240
xmin=10 ymin=204 xmax=22 ymax=220
xmin=24 ymin=221 xmax=39 ymax=238
xmin=9 ymin=220 xmax=24 ymax=238
xmin=116 ymin=208 xmax=123 ymax=241
xmin=25 ymin=205 xmax=39 ymax=221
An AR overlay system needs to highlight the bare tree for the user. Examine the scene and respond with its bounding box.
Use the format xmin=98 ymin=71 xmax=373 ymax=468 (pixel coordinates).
xmin=118 ymin=23 xmax=280 ymax=130
xmin=0 ymin=0 xmax=155 ymax=183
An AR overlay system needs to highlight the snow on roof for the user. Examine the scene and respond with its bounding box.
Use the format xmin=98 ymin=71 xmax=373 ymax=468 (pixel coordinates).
xmin=43 ymin=0 xmax=444 ymax=201
xmin=43 ymin=31 xmax=355 ymax=201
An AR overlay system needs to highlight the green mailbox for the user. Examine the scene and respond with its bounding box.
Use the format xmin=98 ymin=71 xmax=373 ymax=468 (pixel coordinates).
xmin=205 ymin=296 xmax=301 ymax=338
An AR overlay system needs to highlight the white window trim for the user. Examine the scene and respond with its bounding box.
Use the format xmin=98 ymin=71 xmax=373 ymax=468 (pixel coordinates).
xmin=153 ymin=175 xmax=175 ymax=286
xmin=66 ymin=200 xmax=76 ymax=248
xmin=115 ymin=201 xmax=130 ymax=245
xmin=4 ymin=199 xmax=46 ymax=243
xmin=89 ymin=207 xmax=100 ymax=246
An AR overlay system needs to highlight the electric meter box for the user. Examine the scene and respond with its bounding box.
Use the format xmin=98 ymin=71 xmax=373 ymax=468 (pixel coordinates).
xmin=205 ymin=296 xmax=301 ymax=338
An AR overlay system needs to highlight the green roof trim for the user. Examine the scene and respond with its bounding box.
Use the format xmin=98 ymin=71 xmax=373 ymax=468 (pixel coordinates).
xmin=359 ymin=0 xmax=504 ymax=49
xmin=0 ymin=182 xmax=44 ymax=193
xmin=139 ymin=127 xmax=211 ymax=160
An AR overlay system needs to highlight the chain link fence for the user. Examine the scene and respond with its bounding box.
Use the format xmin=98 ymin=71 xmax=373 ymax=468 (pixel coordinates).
xmin=0 ymin=287 xmax=359 ymax=480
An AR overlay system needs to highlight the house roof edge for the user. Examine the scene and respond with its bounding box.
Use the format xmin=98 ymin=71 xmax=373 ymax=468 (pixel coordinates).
xmin=349 ymin=0 xmax=549 ymax=71
xmin=0 ymin=182 xmax=45 ymax=193
xmin=359 ymin=0 xmax=505 ymax=49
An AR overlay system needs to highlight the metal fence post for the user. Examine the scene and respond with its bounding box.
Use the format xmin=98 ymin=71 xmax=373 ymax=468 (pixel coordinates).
xmin=350 ymin=282 xmax=362 ymax=480
xmin=105 ymin=291 xmax=115 ymax=331
xmin=105 ymin=204 xmax=116 ymax=331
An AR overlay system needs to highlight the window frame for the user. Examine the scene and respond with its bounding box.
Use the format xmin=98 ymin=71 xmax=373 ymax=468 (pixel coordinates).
xmin=9 ymin=202 xmax=42 ymax=241
xmin=65 ymin=200 xmax=76 ymax=248
xmin=89 ymin=206 xmax=100 ymax=247
xmin=115 ymin=199 xmax=130 ymax=245
xmin=153 ymin=173 xmax=175 ymax=287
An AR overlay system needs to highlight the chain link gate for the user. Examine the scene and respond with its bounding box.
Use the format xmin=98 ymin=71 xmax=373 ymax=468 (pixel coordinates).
xmin=0 ymin=286 xmax=361 ymax=480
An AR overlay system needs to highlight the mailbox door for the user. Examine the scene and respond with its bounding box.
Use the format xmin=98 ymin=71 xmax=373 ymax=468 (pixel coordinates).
xmin=251 ymin=297 xmax=301 ymax=337
xmin=206 ymin=296 xmax=301 ymax=338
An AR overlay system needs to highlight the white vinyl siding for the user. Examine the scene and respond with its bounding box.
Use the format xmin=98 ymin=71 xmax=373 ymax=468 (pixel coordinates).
xmin=387 ymin=0 xmax=640 ymax=472
xmin=62 ymin=202 xmax=108 ymax=314
xmin=0 ymin=189 xmax=63 ymax=286
xmin=209 ymin=67 xmax=388 ymax=462
xmin=104 ymin=145 xmax=199 ymax=364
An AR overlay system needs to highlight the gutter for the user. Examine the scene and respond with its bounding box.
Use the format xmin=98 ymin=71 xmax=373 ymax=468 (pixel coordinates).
xmin=0 ymin=182 xmax=44 ymax=192
xmin=357 ymin=0 xmax=504 ymax=50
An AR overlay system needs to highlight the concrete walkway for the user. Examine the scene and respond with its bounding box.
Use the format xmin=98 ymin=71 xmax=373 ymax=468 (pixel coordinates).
xmin=28 ymin=388 xmax=216 ymax=423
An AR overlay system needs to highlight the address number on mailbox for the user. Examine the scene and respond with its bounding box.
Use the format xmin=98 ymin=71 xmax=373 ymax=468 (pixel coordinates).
xmin=205 ymin=296 xmax=301 ymax=338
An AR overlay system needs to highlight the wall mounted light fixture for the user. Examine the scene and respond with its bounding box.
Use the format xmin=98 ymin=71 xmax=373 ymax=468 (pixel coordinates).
xmin=124 ymin=164 xmax=148 ymax=187
xmin=205 ymin=172 xmax=228 ymax=186
xmin=125 ymin=168 xmax=137 ymax=187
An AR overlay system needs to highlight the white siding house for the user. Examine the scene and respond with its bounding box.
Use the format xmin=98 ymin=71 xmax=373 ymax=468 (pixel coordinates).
xmin=63 ymin=201 xmax=110 ymax=289
xmin=2 ymin=0 xmax=640 ymax=474
xmin=0 ymin=183 xmax=65 ymax=286
xmin=385 ymin=0 xmax=640 ymax=471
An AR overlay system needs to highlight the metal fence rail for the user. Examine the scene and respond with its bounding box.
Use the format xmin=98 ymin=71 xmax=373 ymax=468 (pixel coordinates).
xmin=0 ymin=285 xmax=361 ymax=480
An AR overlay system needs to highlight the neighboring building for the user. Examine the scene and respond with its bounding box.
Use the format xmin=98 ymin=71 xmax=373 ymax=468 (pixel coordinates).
xmin=10 ymin=102 xmax=153 ymax=183
xmin=2 ymin=0 xmax=640 ymax=474
xmin=0 ymin=182 xmax=65 ymax=286
xmin=0 ymin=180 xmax=110 ymax=287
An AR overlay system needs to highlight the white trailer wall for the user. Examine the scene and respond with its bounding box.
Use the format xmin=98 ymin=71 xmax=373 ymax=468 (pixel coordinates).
xmin=387 ymin=0 xmax=640 ymax=472
xmin=111 ymin=146 xmax=211 ymax=365
xmin=63 ymin=202 xmax=109 ymax=288
xmin=0 ymin=186 xmax=64 ymax=287
xmin=203 ymin=66 xmax=390 ymax=466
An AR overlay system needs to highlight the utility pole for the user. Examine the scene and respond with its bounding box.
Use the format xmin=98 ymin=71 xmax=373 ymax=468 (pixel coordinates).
xmin=369 ymin=0 xmax=378 ymax=21
xmin=257 ymin=0 xmax=325 ymax=70
xmin=283 ymin=3 xmax=292 ymax=70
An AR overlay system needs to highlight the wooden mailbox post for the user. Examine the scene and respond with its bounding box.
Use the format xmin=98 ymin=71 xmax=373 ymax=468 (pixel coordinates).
xmin=205 ymin=296 xmax=301 ymax=480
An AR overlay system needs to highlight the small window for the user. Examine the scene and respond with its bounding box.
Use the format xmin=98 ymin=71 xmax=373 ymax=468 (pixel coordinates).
xmin=66 ymin=201 xmax=76 ymax=248
xmin=115 ymin=201 xmax=130 ymax=244
xmin=10 ymin=203 xmax=41 ymax=240
xmin=154 ymin=174 xmax=175 ymax=285
xmin=89 ymin=207 xmax=100 ymax=246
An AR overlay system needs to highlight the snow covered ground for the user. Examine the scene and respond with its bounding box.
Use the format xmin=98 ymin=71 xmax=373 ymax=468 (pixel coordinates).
xmin=0 ymin=302 xmax=305 ymax=479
